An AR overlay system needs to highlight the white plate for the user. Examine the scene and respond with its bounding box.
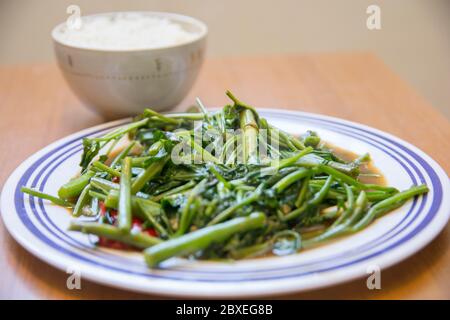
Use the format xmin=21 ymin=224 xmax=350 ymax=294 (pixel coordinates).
xmin=1 ymin=109 xmax=449 ymax=297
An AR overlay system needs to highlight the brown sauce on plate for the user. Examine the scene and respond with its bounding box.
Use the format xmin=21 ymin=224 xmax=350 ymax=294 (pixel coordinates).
xmin=324 ymin=143 xmax=386 ymax=186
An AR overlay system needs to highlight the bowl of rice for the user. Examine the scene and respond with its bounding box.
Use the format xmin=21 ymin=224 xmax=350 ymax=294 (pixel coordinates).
xmin=52 ymin=11 xmax=207 ymax=118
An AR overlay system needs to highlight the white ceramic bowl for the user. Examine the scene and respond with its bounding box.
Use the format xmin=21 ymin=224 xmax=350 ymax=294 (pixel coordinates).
xmin=52 ymin=11 xmax=207 ymax=119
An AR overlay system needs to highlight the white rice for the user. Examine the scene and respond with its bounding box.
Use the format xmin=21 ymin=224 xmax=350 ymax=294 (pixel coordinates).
xmin=55 ymin=12 xmax=197 ymax=50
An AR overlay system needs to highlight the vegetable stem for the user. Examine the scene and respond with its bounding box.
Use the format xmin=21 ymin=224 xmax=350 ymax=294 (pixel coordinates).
xmin=21 ymin=187 xmax=73 ymax=207
xmin=58 ymin=170 xmax=94 ymax=199
xmin=131 ymin=157 xmax=168 ymax=194
xmin=118 ymin=157 xmax=132 ymax=232
xmin=144 ymin=212 xmax=266 ymax=267
xmin=69 ymin=222 xmax=162 ymax=248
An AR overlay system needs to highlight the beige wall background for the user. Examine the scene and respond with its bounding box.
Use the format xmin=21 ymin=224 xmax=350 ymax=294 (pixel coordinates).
xmin=0 ymin=0 xmax=449 ymax=118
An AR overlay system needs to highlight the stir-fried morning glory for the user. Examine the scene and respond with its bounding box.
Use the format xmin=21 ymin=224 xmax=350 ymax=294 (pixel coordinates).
xmin=21 ymin=91 xmax=429 ymax=267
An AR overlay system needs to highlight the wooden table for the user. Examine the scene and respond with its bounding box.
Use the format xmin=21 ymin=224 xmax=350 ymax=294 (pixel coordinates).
xmin=0 ymin=53 xmax=449 ymax=299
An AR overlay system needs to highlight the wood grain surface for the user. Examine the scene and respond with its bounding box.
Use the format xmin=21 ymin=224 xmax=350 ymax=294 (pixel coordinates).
xmin=0 ymin=53 xmax=449 ymax=299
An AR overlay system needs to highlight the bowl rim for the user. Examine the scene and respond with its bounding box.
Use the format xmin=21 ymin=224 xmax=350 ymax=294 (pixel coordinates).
xmin=51 ymin=11 xmax=208 ymax=53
